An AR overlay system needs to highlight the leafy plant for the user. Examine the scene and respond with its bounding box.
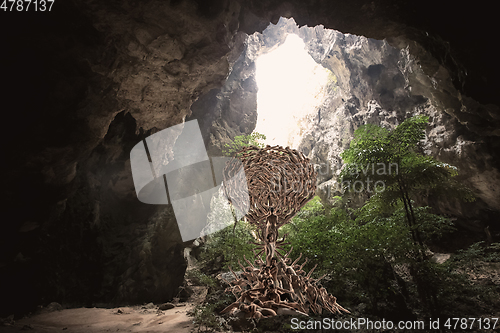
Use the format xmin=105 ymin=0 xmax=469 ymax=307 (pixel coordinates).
xmin=338 ymin=116 xmax=469 ymax=259
xmin=189 ymin=285 xmax=234 ymax=332
xmin=191 ymin=302 xmax=223 ymax=332
xmin=196 ymin=117 xmax=497 ymax=322
xmin=339 ymin=115 xmax=474 ymax=249
xmin=199 ymin=220 xmax=256 ymax=271
xmin=185 ymin=270 xmax=217 ymax=288
xmin=281 ymin=197 xmax=412 ymax=311
xmin=338 ymin=115 xmax=477 ymax=315
xmin=450 ymin=241 xmax=500 ymax=268
xmin=222 ymin=132 xmax=266 ymax=156
xmin=426 ymin=241 xmax=500 ymax=316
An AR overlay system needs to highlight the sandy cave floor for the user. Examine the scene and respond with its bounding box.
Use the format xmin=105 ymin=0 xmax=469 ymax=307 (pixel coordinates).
xmin=0 ymin=287 xmax=209 ymax=333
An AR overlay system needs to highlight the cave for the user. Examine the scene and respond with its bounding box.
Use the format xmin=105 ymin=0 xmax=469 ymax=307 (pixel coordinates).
xmin=1 ymin=0 xmax=499 ymax=330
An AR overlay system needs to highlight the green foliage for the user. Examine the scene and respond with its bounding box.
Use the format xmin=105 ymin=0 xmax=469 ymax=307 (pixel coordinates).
xmin=185 ymin=270 xmax=217 ymax=288
xmin=281 ymin=195 xmax=466 ymax=314
xmin=339 ymin=115 xmax=474 ymax=254
xmin=334 ymin=116 xmax=500 ymax=316
xmin=355 ymin=198 xmax=455 ymax=241
xmin=200 ymin=190 xmax=256 ymax=271
xmin=195 ymin=116 xmax=496 ymax=319
xmin=282 ymin=196 xmax=414 ymax=309
xmin=411 ymin=206 xmax=456 ymax=241
xmin=222 ymin=132 xmax=266 ymax=156
xmin=199 ymin=221 xmax=256 ymax=271
xmin=191 ymin=302 xmax=224 ymax=332
xmin=189 ymin=288 xmax=236 ymax=332
xmin=424 ymin=242 xmax=500 ymax=316
xmin=450 ymin=241 xmax=500 ymax=267
xmin=340 ymin=115 xmax=474 ymax=203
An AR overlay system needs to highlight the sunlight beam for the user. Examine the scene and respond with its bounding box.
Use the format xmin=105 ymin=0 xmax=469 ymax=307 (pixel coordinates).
xmin=255 ymin=34 xmax=331 ymax=148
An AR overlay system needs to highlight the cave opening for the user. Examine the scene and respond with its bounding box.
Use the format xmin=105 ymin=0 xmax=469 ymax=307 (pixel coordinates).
xmin=254 ymin=33 xmax=332 ymax=148
xmin=1 ymin=0 xmax=499 ymax=324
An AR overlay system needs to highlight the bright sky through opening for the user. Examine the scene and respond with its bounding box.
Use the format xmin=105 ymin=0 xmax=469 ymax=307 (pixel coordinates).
xmin=255 ymin=34 xmax=331 ymax=148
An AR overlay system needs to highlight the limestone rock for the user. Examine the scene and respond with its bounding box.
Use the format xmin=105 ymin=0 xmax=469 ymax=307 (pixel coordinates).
xmin=1 ymin=0 xmax=498 ymax=317
xmin=158 ymin=303 xmax=175 ymax=311
xmin=202 ymin=17 xmax=500 ymax=223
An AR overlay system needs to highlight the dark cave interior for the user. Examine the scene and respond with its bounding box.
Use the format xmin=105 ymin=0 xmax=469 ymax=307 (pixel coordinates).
xmin=1 ymin=0 xmax=499 ymax=324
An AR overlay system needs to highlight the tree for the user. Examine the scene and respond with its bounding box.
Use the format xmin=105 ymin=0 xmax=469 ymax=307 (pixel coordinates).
xmin=339 ymin=115 xmax=475 ymax=314
xmin=339 ymin=115 xmax=474 ymax=250
xmin=221 ymin=132 xmax=266 ymax=156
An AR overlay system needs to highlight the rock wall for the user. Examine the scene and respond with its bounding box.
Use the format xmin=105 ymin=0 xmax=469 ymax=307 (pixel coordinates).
xmin=201 ymin=17 xmax=500 ymax=225
xmin=1 ymin=0 xmax=498 ymax=316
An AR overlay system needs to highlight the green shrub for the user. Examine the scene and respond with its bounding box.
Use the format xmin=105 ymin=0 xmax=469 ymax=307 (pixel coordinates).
xmin=191 ymin=302 xmax=223 ymax=332
xmin=281 ymin=195 xmax=464 ymax=315
xmin=199 ymin=220 xmax=256 ymax=271
xmin=185 ymin=270 xmax=217 ymax=288
xmin=426 ymin=241 xmax=500 ymax=316
xmin=222 ymin=132 xmax=266 ymax=156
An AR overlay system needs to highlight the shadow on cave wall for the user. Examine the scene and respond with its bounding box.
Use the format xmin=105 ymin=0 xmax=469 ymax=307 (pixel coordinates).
xmin=1 ymin=111 xmax=187 ymax=317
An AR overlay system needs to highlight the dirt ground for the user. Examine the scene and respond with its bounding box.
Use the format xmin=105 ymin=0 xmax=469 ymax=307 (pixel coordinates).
xmin=0 ymin=287 xmax=208 ymax=333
